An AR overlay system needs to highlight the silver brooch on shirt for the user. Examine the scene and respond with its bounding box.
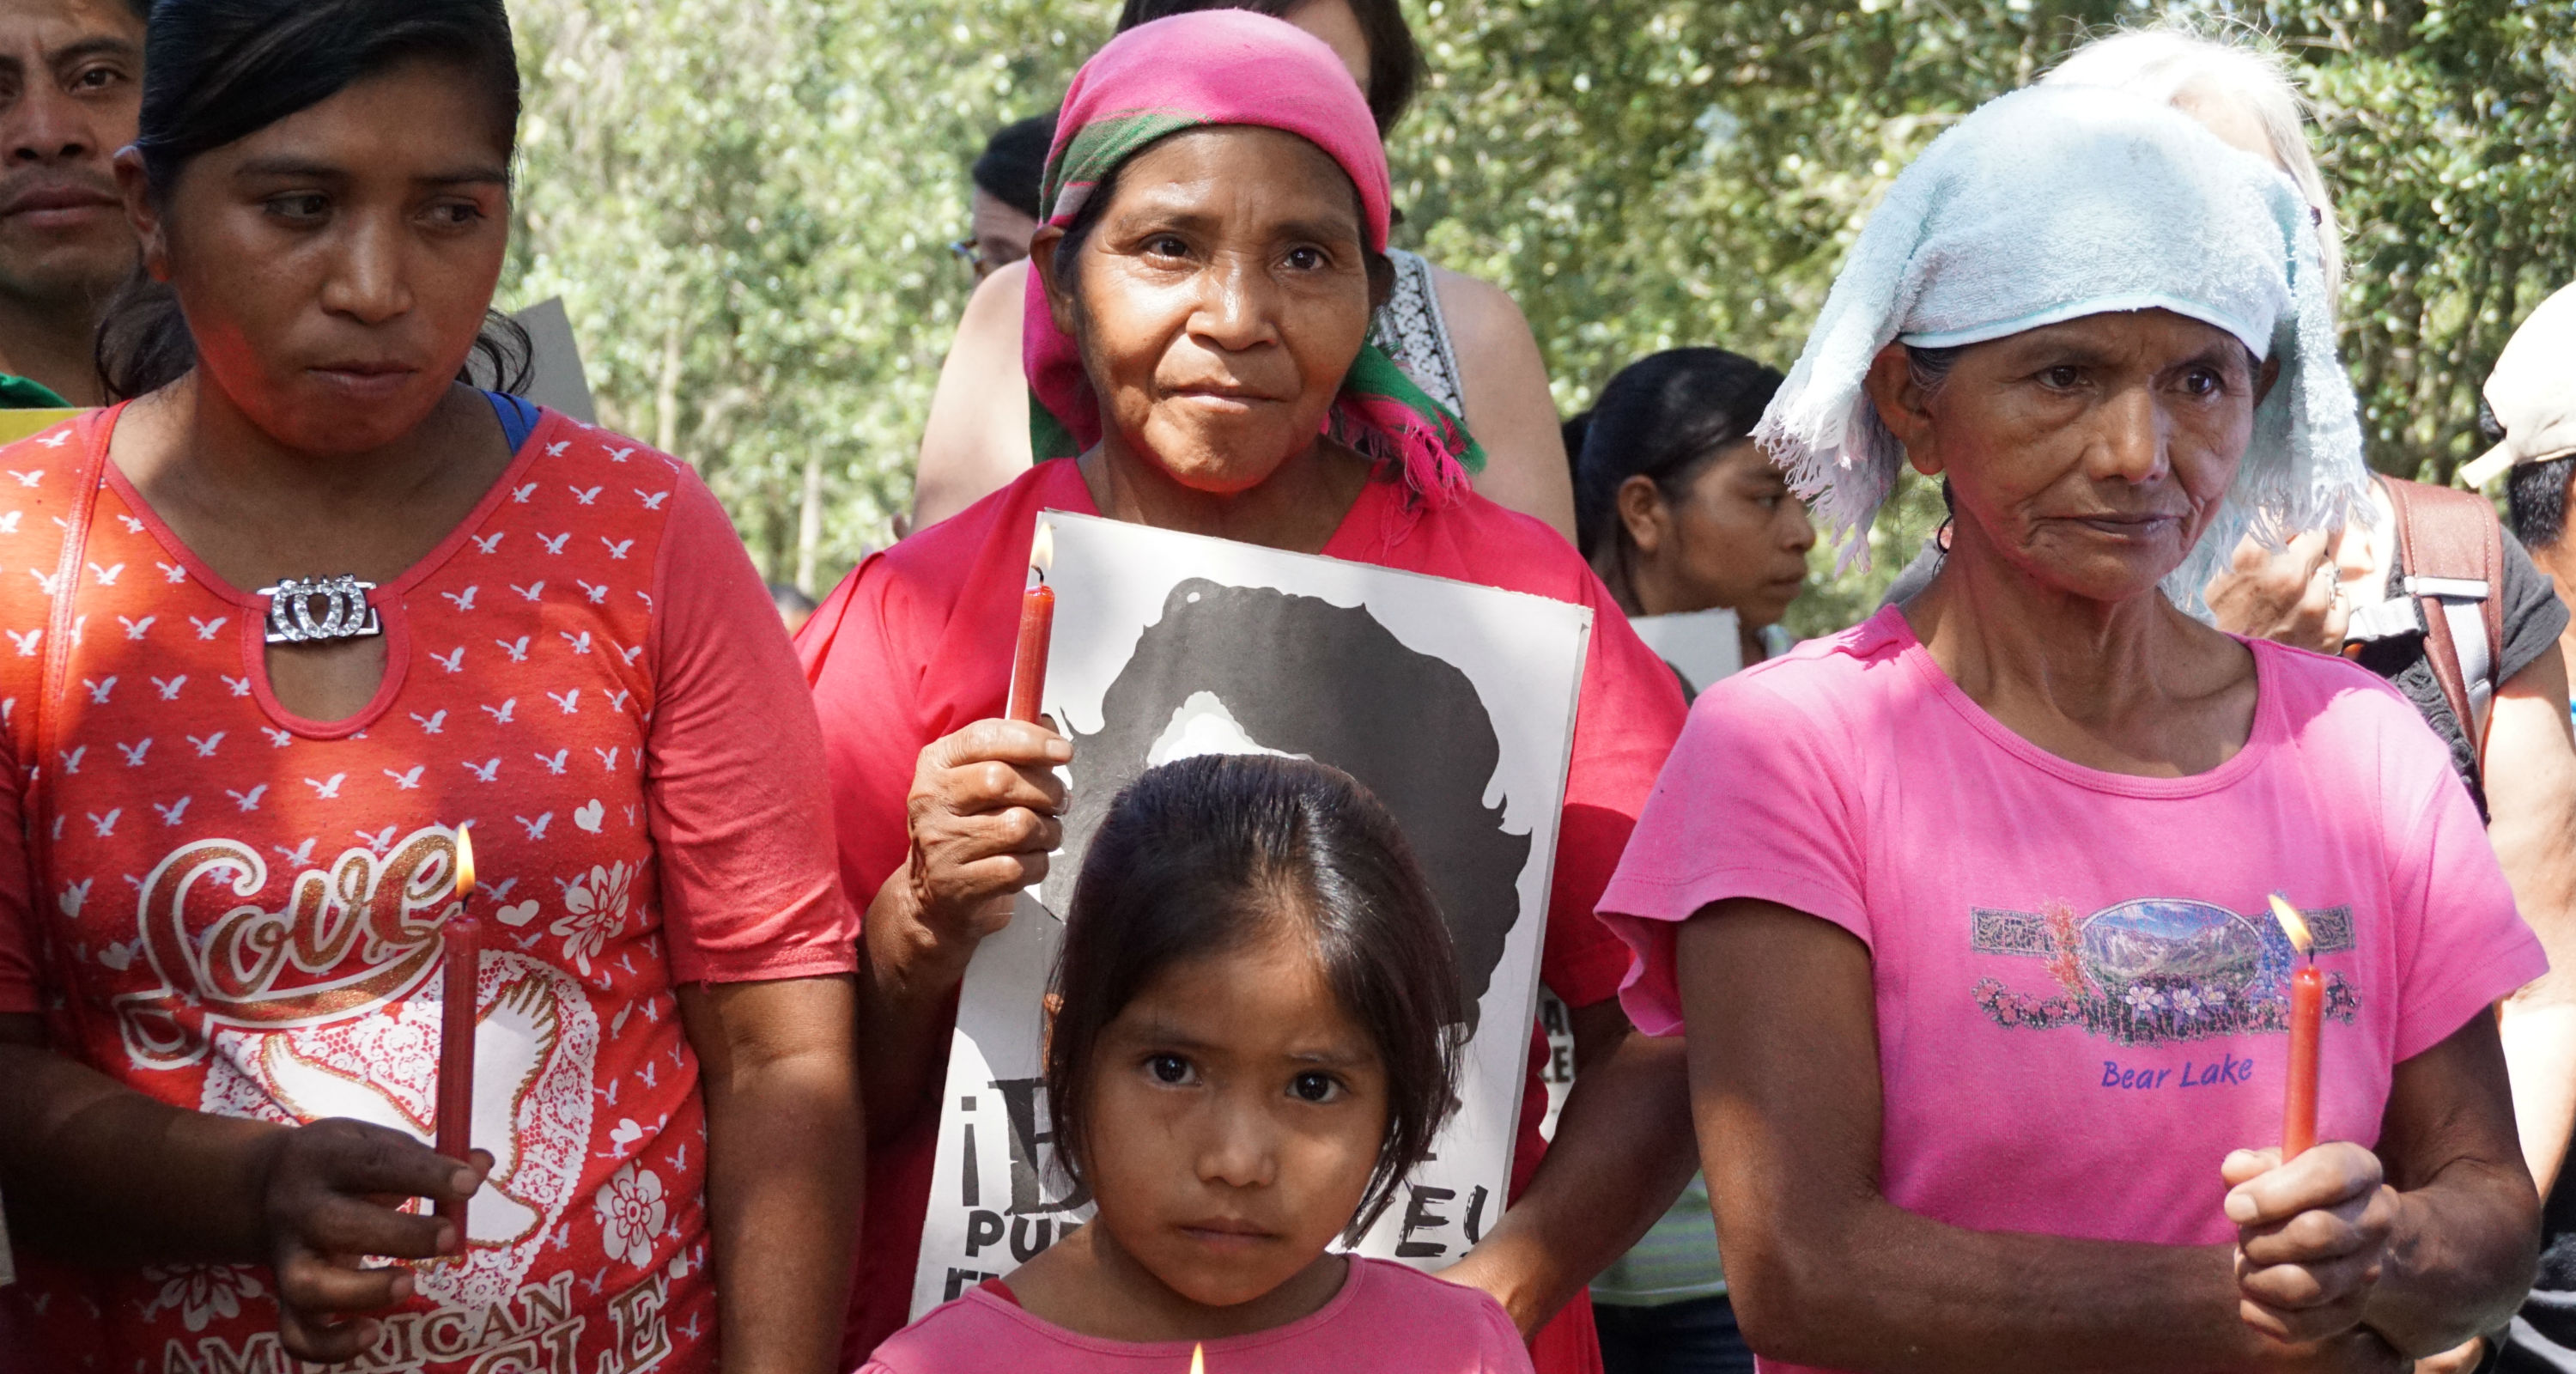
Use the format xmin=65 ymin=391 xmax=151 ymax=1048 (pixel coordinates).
xmin=258 ymin=575 xmax=382 ymax=644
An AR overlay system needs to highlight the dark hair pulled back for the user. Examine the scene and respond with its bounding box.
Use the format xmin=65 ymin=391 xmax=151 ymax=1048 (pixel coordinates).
xmin=1574 ymin=348 xmax=1786 ymax=565
xmin=1045 ymin=753 xmax=1463 ymax=1241
xmin=1115 ymin=0 xmax=1419 ymax=137
xmin=973 ymin=113 xmax=1058 ymax=223
xmin=97 ymin=0 xmax=526 ymax=401
xmin=2510 ymin=455 xmax=2576 ymax=552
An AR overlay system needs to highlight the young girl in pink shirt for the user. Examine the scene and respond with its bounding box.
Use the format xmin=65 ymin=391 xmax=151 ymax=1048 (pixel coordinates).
xmin=860 ymin=754 xmax=1535 ymax=1373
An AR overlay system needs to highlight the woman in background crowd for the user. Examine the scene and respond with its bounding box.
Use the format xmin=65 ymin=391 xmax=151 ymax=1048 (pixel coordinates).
xmin=954 ymin=112 xmax=1054 ymax=282
xmin=908 ymin=0 xmax=1579 ymax=541
xmin=1577 ymin=349 xmax=1812 ymax=690
xmin=802 ymin=14 xmax=1692 ymax=1369
xmin=0 ymin=2 xmax=860 ymax=1369
xmin=1603 ymin=85 xmax=2543 ymax=1373
xmin=1565 ymin=347 xmax=1808 ymax=1374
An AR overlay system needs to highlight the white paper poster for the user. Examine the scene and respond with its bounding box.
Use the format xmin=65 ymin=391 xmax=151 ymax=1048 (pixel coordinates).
xmin=471 ymin=297 xmax=598 ymax=424
xmin=1629 ymin=607 xmax=1742 ymax=696
xmin=910 ymin=511 xmax=1594 ymax=1317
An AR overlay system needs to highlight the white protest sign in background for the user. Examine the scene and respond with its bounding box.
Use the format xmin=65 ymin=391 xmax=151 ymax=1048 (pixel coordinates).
xmin=910 ymin=510 xmax=1593 ymax=1318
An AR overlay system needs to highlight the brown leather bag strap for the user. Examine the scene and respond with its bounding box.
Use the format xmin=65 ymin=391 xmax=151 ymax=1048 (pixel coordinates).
xmin=2379 ymin=474 xmax=2507 ymax=756
xmin=2479 ymin=499 xmax=2506 ymax=684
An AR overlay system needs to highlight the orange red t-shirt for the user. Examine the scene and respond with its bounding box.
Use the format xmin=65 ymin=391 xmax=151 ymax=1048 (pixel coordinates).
xmin=0 ymin=404 xmax=856 ymax=1374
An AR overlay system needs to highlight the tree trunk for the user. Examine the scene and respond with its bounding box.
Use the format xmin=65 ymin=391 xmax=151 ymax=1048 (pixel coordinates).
xmin=796 ymin=453 xmax=825 ymax=595
xmin=654 ymin=315 xmax=683 ymax=458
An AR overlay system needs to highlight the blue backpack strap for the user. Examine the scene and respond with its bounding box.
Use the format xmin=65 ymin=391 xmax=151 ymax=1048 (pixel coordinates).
xmin=483 ymin=390 xmax=542 ymax=452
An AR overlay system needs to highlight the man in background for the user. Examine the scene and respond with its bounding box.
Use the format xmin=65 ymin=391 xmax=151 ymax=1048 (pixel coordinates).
xmin=2490 ymin=284 xmax=2576 ymax=713
xmin=0 ymin=0 xmax=142 ymax=407
xmin=952 ymin=112 xmax=1051 ymax=281
xmin=2476 ymin=281 xmax=2576 ymax=1374
xmin=0 ymin=9 xmax=139 ymax=1350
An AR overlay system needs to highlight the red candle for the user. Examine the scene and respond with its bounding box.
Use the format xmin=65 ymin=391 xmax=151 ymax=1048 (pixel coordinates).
xmin=2283 ymin=967 xmax=2323 ymax=1158
xmin=435 ymin=824 xmax=482 ymax=1222
xmin=1007 ymin=523 xmax=1055 ymax=724
xmin=2269 ymin=894 xmax=2321 ymax=1159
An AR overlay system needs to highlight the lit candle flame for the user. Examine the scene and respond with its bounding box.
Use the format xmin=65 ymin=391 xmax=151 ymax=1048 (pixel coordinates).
xmin=454 ymin=823 xmax=477 ymax=899
xmin=2267 ymin=893 xmax=2312 ymax=957
xmin=1031 ymin=520 xmax=1054 ymax=579
xmin=1189 ymin=1345 xmax=1203 ymax=1374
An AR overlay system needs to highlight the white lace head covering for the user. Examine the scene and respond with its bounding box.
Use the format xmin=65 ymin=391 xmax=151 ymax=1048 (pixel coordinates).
xmin=1756 ymin=85 xmax=2368 ymax=608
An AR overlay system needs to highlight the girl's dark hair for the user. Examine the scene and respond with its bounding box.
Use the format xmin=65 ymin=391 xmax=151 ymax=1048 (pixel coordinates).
xmin=1046 ymin=753 xmax=1462 ymax=1239
xmin=1574 ymin=348 xmax=1785 ymax=565
xmin=1115 ymin=0 xmax=1419 ymax=137
xmin=97 ymin=0 xmax=527 ymax=401
xmin=2509 ymin=455 xmax=2576 ymax=552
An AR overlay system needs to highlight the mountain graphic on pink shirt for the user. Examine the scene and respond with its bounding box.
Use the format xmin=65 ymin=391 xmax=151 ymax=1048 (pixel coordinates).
xmin=1970 ymin=897 xmax=2359 ymax=1046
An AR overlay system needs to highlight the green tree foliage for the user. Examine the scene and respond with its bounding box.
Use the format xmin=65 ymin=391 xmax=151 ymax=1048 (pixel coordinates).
xmin=504 ymin=0 xmax=1107 ymax=590
xmin=505 ymin=0 xmax=2574 ymax=628
xmin=1397 ymin=0 xmax=2576 ymax=629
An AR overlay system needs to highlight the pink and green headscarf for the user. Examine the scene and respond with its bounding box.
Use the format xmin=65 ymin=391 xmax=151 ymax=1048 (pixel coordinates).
xmin=1024 ymin=9 xmax=1483 ymax=504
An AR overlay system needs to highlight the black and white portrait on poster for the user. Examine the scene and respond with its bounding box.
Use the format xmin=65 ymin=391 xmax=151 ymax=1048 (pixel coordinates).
xmin=908 ymin=510 xmax=1594 ymax=1319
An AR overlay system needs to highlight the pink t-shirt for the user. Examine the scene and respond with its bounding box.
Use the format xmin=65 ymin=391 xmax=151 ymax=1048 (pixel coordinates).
xmin=1600 ymin=607 xmax=2545 ymax=1374
xmin=858 ymin=1258 xmax=1535 ymax=1374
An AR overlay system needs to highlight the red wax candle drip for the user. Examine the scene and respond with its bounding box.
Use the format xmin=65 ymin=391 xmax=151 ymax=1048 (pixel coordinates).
xmin=1009 ymin=581 xmax=1055 ymax=724
xmin=2282 ymin=964 xmax=2323 ymax=1158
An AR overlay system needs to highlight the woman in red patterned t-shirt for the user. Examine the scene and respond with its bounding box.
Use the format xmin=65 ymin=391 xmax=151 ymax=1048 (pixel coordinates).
xmin=0 ymin=3 xmax=860 ymax=1371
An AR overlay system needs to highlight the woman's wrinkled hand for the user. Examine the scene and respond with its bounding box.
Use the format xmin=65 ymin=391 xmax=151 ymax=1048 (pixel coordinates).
xmin=253 ymin=1118 xmax=489 ymax=1362
xmin=2203 ymin=531 xmax=2352 ymax=655
xmin=2223 ymin=1144 xmax=2398 ymax=1347
xmin=900 ymin=717 xmax=1072 ymax=951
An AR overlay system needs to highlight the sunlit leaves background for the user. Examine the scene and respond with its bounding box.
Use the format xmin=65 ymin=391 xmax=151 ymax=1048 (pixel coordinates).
xmin=501 ymin=0 xmax=2575 ymax=633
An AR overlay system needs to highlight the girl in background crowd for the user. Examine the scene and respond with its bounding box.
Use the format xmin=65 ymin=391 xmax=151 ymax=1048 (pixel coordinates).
xmin=0 ymin=2 xmax=860 ymax=1369
xmin=864 ymin=754 xmax=1532 ymax=1373
xmin=1603 ymin=86 xmax=2542 ymax=1374
xmin=801 ymin=14 xmax=1692 ymax=1370
xmin=909 ymin=0 xmax=1579 ymax=541
xmin=1577 ymin=349 xmax=1813 ymax=688
xmin=1568 ymin=346 xmax=1807 ymax=1374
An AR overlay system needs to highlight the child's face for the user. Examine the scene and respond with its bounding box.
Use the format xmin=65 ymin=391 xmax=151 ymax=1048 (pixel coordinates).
xmin=1082 ymin=924 xmax=1391 ymax=1308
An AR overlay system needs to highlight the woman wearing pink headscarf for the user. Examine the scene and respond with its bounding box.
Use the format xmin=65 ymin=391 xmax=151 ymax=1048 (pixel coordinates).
xmin=799 ymin=13 xmax=1692 ymax=1371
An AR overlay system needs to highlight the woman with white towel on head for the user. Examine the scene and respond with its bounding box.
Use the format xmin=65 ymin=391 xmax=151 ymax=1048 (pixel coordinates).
xmin=1595 ymin=85 xmax=2544 ymax=1374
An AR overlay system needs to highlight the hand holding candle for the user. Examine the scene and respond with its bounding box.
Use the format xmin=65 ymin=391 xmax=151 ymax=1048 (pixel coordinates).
xmin=1008 ymin=521 xmax=1055 ymax=724
xmin=435 ymin=824 xmax=482 ymax=1223
xmin=2267 ymin=893 xmax=2323 ymax=1160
